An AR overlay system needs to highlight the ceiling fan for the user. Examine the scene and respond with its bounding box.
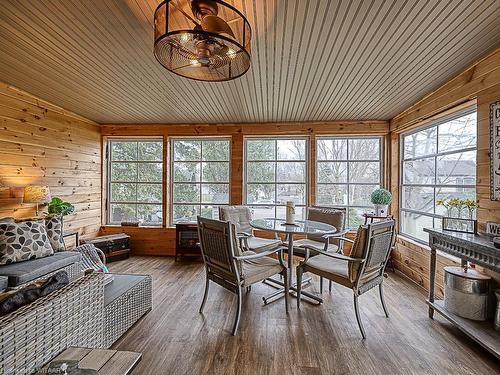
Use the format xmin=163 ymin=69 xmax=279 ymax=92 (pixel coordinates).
xmin=154 ymin=0 xmax=251 ymax=82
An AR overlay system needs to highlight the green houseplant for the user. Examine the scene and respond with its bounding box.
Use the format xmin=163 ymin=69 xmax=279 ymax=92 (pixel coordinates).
xmin=370 ymin=188 xmax=392 ymax=217
xmin=47 ymin=197 xmax=75 ymax=216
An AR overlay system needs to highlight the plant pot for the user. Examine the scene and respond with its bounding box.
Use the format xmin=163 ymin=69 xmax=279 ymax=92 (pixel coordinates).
xmin=374 ymin=204 xmax=389 ymax=217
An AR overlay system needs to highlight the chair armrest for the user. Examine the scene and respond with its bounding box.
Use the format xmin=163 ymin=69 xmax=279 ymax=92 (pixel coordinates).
xmin=301 ymin=246 xmax=364 ymax=264
xmin=233 ymin=246 xmax=285 ymax=261
xmin=237 ymin=232 xmax=252 ymax=238
xmin=95 ymin=248 xmax=107 ymax=265
xmin=322 ymin=229 xmax=349 ymax=239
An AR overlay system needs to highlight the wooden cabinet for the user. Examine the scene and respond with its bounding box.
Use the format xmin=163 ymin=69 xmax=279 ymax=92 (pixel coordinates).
xmin=175 ymin=222 xmax=201 ymax=261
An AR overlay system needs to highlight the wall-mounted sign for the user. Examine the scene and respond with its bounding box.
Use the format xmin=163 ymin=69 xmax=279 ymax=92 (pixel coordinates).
xmin=486 ymin=221 xmax=500 ymax=236
xmin=490 ymin=100 xmax=500 ymax=200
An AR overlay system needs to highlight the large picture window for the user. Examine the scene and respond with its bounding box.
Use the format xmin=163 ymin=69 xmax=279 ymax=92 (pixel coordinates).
xmin=107 ymin=139 xmax=163 ymax=225
xmin=316 ymin=137 xmax=382 ymax=227
xmin=245 ymin=137 xmax=308 ymax=220
xmin=171 ymin=138 xmax=231 ymax=224
xmin=400 ymin=109 xmax=477 ymax=242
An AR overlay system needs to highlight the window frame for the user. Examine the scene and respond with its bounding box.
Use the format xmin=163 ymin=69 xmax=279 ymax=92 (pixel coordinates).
xmin=106 ymin=138 xmax=164 ymax=226
xmin=243 ymin=136 xmax=309 ymax=219
xmin=399 ymin=107 xmax=477 ymax=243
xmin=170 ymin=137 xmax=232 ymax=225
xmin=315 ymin=135 xmax=384 ymax=227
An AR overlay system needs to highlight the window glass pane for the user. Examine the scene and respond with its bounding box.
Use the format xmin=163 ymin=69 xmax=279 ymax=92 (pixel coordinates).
xmin=348 ymin=207 xmax=369 ymax=228
xmin=436 ymin=150 xmax=476 ymax=185
xmin=202 ymin=162 xmax=229 ymax=182
xmin=246 ymin=184 xmax=275 ymax=204
xmin=202 ymin=140 xmax=230 ymax=161
xmin=277 ymin=139 xmax=306 ymax=160
xmin=138 ymin=141 xmax=162 ymax=161
xmin=247 ymin=140 xmax=275 ymax=160
xmin=137 ymin=184 xmax=162 ymax=203
xmin=201 ymin=184 xmax=229 ymax=203
xmin=200 ymin=205 xmax=219 ymax=219
xmin=401 ymin=211 xmax=433 ymax=241
xmin=174 ymin=140 xmax=201 ymax=161
xmin=173 ymin=184 xmax=200 ymax=203
xmin=111 ymin=183 xmax=136 ymax=202
xmin=435 ymin=187 xmax=476 ymax=216
xmin=249 ymin=206 xmax=275 ymax=220
xmin=402 ymin=186 xmax=434 ymax=213
xmin=138 ymin=163 xmax=162 ymax=182
xmin=247 ymin=162 xmax=275 ymax=182
xmin=277 ymin=184 xmax=306 ymax=205
xmin=111 ymin=163 xmax=137 ymax=182
xmin=403 ymin=127 xmax=437 ymax=159
xmin=137 ymin=204 xmax=162 ymax=224
xmin=277 ymin=162 xmax=306 ymax=182
xmin=349 ymin=162 xmax=380 ymax=183
xmin=276 ymin=206 xmax=306 ymax=220
xmin=174 ymin=162 xmax=200 ymax=182
xmin=317 ymin=139 xmax=347 ymax=160
xmin=349 ymin=139 xmax=380 ymax=160
xmin=438 ymin=113 xmax=476 ymax=153
xmin=111 ymin=142 xmax=137 ymax=161
xmin=349 ymin=185 xmax=378 ymax=206
xmin=316 ymin=184 xmax=347 ymax=205
xmin=403 ymin=158 xmax=435 ymax=185
xmin=317 ymin=162 xmax=347 ymax=183
xmin=173 ymin=205 xmax=200 ymax=223
xmin=110 ymin=203 xmax=136 ymax=223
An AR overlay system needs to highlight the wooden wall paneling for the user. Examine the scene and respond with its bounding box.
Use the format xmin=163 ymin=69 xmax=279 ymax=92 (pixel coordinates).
xmin=0 ymin=83 xmax=102 ymax=239
xmin=230 ymin=133 xmax=243 ymax=205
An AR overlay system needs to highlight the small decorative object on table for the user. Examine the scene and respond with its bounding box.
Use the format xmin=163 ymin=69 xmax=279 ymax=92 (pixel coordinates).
xmin=285 ymin=201 xmax=296 ymax=225
xmin=370 ymin=188 xmax=392 ymax=217
xmin=438 ymin=198 xmax=477 ymax=234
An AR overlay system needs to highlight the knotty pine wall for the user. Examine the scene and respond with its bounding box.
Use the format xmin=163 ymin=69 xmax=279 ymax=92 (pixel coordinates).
xmin=0 ymin=82 xmax=102 ymax=240
xmin=100 ymin=121 xmax=390 ymax=256
xmin=390 ymin=46 xmax=500 ymax=295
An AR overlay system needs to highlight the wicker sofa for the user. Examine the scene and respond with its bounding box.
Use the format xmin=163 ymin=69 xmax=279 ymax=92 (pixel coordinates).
xmin=0 ymin=273 xmax=105 ymax=375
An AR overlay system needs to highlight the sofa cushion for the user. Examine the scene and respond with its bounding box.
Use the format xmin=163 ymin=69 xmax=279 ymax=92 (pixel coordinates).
xmin=0 ymin=276 xmax=7 ymax=292
xmin=0 ymin=220 xmax=53 ymax=265
xmin=0 ymin=251 xmax=81 ymax=287
xmin=44 ymin=215 xmax=66 ymax=252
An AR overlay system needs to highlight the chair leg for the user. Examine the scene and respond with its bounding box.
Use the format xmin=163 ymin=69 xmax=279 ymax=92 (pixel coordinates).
xmin=246 ymin=285 xmax=252 ymax=293
xmin=329 ymin=280 xmax=332 ymax=292
xmin=296 ymin=266 xmax=303 ymax=309
xmin=319 ymin=277 xmax=323 ymax=293
xmin=199 ymin=275 xmax=210 ymax=313
xmin=283 ymin=269 xmax=289 ymax=314
xmin=232 ymin=286 xmax=243 ymax=336
xmin=353 ymin=295 xmax=366 ymax=339
xmin=379 ymin=284 xmax=389 ymax=318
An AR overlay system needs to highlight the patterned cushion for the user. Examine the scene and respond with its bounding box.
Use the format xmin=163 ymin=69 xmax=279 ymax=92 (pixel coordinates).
xmin=44 ymin=215 xmax=65 ymax=252
xmin=0 ymin=220 xmax=54 ymax=265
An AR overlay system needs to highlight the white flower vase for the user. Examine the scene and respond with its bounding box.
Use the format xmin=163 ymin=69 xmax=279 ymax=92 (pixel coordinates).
xmin=374 ymin=204 xmax=389 ymax=217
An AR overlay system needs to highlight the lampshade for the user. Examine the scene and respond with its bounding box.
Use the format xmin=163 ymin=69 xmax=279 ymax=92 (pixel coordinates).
xmin=154 ymin=0 xmax=251 ymax=81
xmin=23 ymin=186 xmax=51 ymax=204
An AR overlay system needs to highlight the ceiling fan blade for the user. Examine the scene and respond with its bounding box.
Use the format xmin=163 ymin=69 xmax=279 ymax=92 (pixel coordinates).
xmin=201 ymin=15 xmax=235 ymax=37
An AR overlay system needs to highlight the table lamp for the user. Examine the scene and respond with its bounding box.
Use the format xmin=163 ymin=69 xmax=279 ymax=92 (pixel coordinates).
xmin=23 ymin=185 xmax=51 ymax=216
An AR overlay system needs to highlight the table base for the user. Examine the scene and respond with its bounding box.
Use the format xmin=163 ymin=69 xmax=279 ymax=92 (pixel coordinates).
xmin=262 ymin=277 xmax=323 ymax=305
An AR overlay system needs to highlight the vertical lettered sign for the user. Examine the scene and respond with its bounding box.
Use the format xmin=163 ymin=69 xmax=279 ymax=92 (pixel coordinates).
xmin=491 ymin=100 xmax=500 ymax=200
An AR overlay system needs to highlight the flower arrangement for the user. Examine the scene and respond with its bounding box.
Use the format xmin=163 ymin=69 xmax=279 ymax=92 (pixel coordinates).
xmin=370 ymin=188 xmax=393 ymax=205
xmin=436 ymin=198 xmax=477 ymax=219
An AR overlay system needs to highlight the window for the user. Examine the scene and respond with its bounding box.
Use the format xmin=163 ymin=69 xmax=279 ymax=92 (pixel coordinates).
xmin=316 ymin=137 xmax=382 ymax=227
xmin=171 ymin=138 xmax=230 ymax=224
xmin=107 ymin=139 xmax=163 ymax=225
xmin=400 ymin=109 xmax=477 ymax=242
xmin=245 ymin=137 xmax=308 ymax=219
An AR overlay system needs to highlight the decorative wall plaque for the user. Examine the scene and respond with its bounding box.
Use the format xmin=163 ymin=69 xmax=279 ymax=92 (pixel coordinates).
xmin=491 ymin=100 xmax=500 ymax=200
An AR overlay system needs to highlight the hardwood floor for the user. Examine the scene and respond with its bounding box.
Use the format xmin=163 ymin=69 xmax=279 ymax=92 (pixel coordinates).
xmin=109 ymin=257 xmax=499 ymax=375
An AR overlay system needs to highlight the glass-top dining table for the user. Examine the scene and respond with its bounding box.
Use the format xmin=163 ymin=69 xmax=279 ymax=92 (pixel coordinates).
xmin=250 ymin=218 xmax=337 ymax=305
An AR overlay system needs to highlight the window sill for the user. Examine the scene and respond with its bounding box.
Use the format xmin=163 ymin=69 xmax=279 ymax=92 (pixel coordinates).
xmin=102 ymin=224 xmax=172 ymax=229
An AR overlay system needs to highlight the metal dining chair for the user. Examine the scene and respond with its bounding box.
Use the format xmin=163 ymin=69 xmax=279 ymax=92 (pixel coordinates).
xmin=197 ymin=216 xmax=289 ymax=335
xmin=296 ymin=220 xmax=396 ymax=339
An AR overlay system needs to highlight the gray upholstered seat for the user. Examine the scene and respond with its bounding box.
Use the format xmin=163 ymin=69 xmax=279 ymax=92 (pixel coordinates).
xmin=219 ymin=206 xmax=282 ymax=252
xmin=0 ymin=251 xmax=82 ymax=287
xmin=240 ymin=251 xmax=284 ymax=286
xmin=0 ymin=276 xmax=7 ymax=292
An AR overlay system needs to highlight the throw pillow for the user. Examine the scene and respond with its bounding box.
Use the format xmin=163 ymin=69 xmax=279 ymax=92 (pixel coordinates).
xmin=0 ymin=220 xmax=54 ymax=265
xmin=44 ymin=215 xmax=66 ymax=252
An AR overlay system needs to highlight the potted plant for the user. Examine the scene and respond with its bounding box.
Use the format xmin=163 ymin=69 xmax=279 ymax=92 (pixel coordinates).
xmin=47 ymin=197 xmax=75 ymax=224
xmin=370 ymin=188 xmax=392 ymax=217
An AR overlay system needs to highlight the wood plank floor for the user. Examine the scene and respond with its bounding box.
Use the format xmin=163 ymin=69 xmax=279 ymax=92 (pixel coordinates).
xmin=109 ymin=257 xmax=499 ymax=375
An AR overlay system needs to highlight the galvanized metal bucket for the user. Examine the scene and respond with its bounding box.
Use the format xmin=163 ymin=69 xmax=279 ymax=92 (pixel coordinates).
xmin=443 ymin=267 xmax=491 ymax=321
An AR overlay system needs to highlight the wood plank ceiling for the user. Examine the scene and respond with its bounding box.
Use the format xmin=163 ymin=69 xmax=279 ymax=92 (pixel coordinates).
xmin=0 ymin=0 xmax=499 ymax=124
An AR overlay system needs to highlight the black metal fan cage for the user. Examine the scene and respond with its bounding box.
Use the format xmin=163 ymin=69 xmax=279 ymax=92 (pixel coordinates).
xmin=154 ymin=0 xmax=251 ymax=82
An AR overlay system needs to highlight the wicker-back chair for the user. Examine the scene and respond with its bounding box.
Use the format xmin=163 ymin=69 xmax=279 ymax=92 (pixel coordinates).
xmin=219 ymin=206 xmax=282 ymax=252
xmin=197 ymin=217 xmax=288 ymax=335
xmin=296 ymin=219 xmax=395 ymax=339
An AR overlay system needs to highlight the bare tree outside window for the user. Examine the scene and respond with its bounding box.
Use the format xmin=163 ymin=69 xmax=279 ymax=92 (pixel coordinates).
xmin=400 ymin=110 xmax=477 ymax=242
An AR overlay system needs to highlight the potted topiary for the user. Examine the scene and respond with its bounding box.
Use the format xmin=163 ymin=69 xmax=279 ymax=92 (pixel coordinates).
xmin=47 ymin=197 xmax=75 ymax=225
xmin=370 ymin=188 xmax=392 ymax=217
